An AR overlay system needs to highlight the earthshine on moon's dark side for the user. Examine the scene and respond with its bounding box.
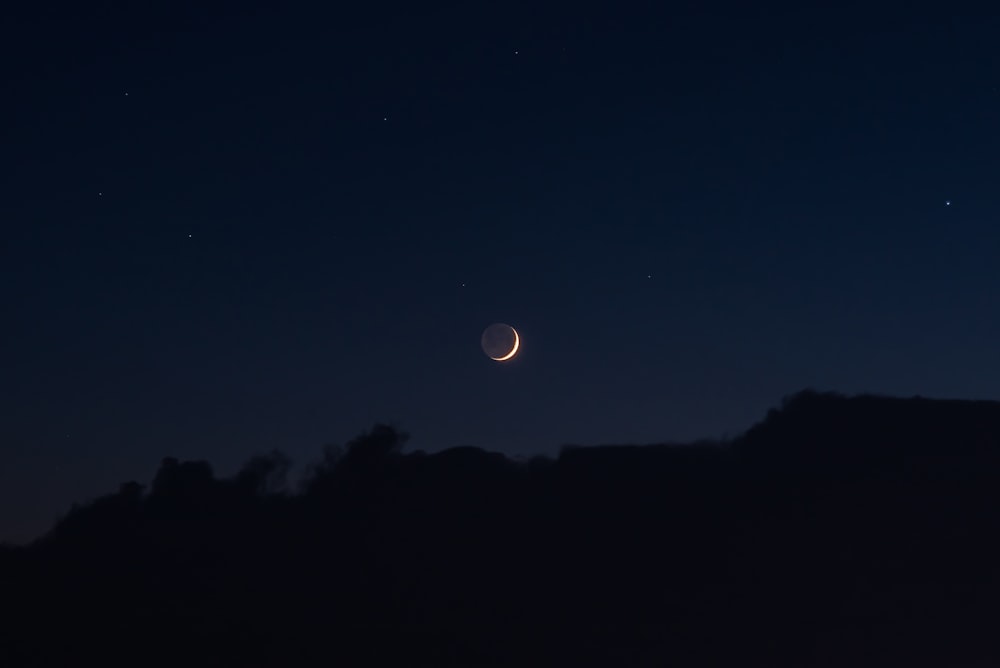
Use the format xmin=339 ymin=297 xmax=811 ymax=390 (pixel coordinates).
xmin=481 ymin=323 xmax=519 ymax=361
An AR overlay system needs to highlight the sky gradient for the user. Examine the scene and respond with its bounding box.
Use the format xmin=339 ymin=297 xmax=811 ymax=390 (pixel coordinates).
xmin=3 ymin=1 xmax=1000 ymax=542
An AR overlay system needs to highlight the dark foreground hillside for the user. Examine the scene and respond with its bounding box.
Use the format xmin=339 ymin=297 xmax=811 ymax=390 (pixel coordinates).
xmin=3 ymin=389 xmax=1000 ymax=666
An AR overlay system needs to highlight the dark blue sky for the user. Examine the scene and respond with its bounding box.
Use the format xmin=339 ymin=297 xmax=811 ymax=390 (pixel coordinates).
xmin=3 ymin=0 xmax=1000 ymax=542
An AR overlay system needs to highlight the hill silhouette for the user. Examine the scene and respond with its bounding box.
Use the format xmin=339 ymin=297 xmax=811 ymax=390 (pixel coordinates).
xmin=2 ymin=389 xmax=1000 ymax=666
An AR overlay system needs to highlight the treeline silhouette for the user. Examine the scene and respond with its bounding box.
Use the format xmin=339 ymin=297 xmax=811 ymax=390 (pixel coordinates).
xmin=3 ymin=389 xmax=1000 ymax=666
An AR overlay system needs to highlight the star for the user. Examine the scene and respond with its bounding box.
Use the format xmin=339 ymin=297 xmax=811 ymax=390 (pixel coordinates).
xmin=945 ymin=200 xmax=951 ymax=206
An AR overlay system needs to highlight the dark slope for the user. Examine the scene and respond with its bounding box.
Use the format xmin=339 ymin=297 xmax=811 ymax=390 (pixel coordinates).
xmin=2 ymin=391 xmax=1000 ymax=666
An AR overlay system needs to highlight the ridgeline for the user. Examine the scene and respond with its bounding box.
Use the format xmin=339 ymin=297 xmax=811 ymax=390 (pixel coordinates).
xmin=3 ymin=389 xmax=1000 ymax=666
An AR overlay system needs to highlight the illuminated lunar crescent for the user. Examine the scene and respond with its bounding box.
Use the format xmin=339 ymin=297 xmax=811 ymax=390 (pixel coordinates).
xmin=494 ymin=328 xmax=519 ymax=361
xmin=481 ymin=323 xmax=520 ymax=361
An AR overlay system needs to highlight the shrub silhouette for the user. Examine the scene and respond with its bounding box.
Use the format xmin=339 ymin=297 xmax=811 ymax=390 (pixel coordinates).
xmin=3 ymin=391 xmax=1000 ymax=666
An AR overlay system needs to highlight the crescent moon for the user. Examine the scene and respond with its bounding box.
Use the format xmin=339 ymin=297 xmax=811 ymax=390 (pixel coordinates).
xmin=491 ymin=327 xmax=520 ymax=361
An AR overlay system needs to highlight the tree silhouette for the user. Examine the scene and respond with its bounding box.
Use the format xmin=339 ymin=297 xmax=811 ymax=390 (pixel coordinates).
xmin=3 ymin=390 xmax=1000 ymax=666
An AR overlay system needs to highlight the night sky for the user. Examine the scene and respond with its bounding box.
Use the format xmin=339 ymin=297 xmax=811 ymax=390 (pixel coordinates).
xmin=3 ymin=1 xmax=1000 ymax=543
